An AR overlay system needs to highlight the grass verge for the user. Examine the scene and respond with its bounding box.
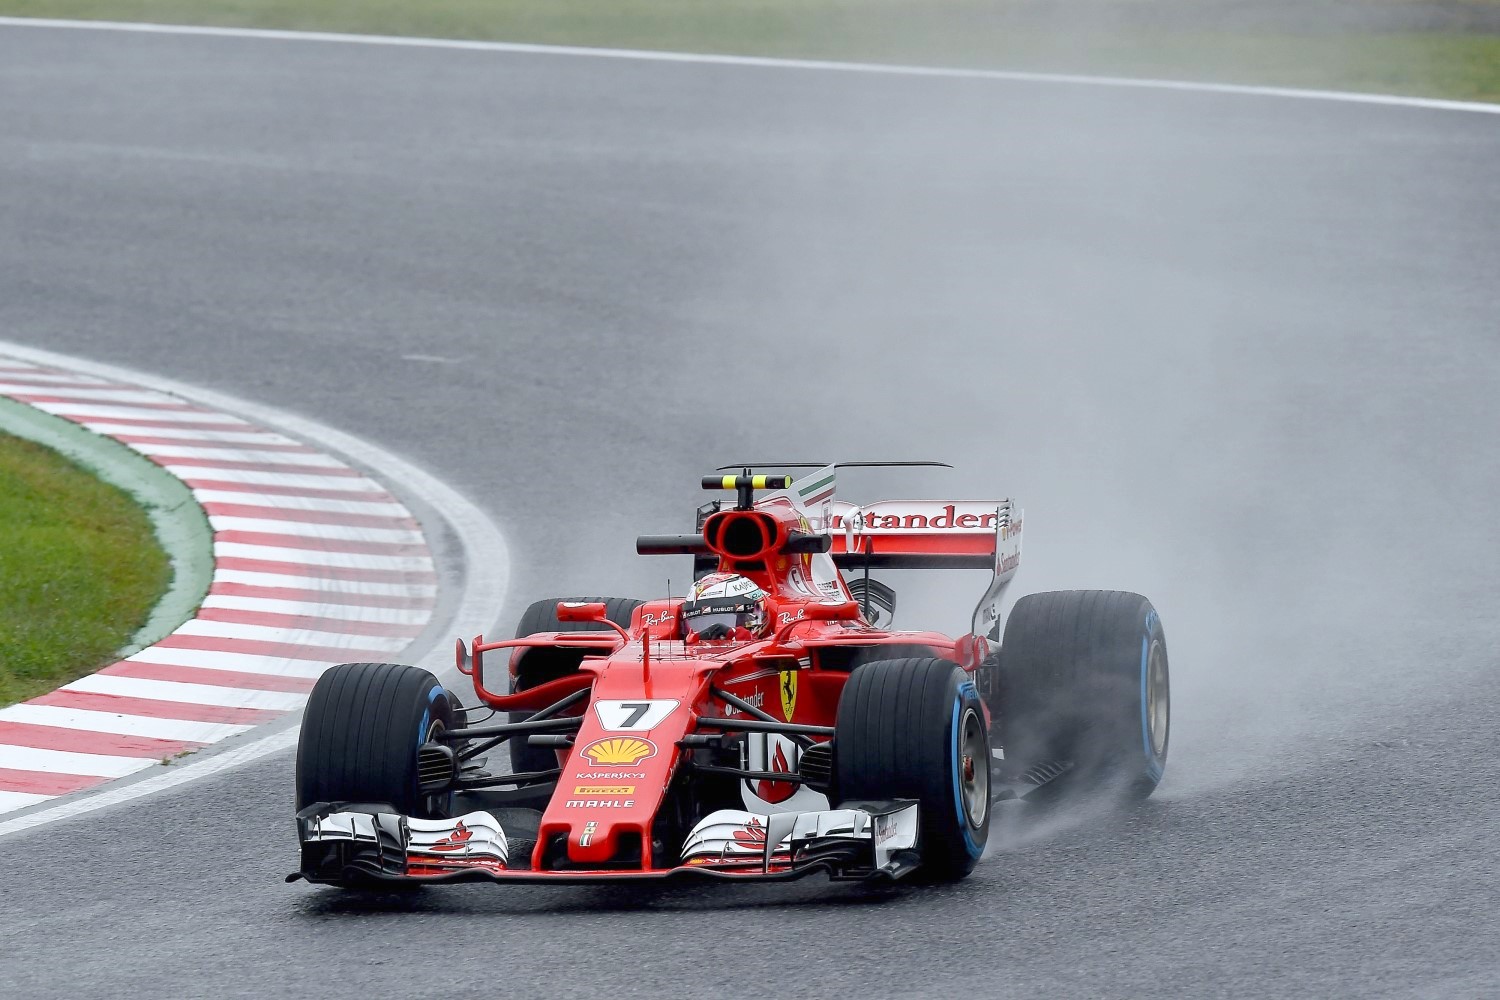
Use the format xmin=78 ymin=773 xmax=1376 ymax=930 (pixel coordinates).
xmin=1 ymin=1 xmax=1498 ymax=101
xmin=0 ymin=432 xmax=169 ymax=707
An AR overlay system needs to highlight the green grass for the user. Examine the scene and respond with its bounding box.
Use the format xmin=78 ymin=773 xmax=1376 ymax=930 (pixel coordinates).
xmin=3 ymin=1 xmax=1499 ymax=102
xmin=0 ymin=432 xmax=169 ymax=706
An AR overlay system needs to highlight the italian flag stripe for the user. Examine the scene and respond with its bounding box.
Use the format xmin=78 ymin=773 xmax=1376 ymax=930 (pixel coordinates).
xmin=798 ymin=472 xmax=836 ymax=505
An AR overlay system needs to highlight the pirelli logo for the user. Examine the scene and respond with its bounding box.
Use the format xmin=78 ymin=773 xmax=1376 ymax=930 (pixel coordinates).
xmin=573 ymin=784 xmax=636 ymax=796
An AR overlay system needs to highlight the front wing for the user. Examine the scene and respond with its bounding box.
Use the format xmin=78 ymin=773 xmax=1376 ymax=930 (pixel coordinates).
xmin=288 ymin=800 xmax=921 ymax=886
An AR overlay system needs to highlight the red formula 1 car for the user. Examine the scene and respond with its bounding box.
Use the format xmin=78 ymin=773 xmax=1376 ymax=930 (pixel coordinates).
xmin=288 ymin=465 xmax=1170 ymax=888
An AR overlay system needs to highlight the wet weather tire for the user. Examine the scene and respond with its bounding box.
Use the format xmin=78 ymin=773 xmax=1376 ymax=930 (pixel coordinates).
xmin=510 ymin=596 xmax=645 ymax=774
xmin=296 ymin=661 xmax=457 ymax=818
xmin=993 ymin=590 xmax=1169 ymax=801
xmin=835 ymin=657 xmax=990 ymax=881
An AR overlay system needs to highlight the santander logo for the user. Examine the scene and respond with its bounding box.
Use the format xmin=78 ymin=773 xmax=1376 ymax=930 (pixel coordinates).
xmin=829 ymin=504 xmax=1001 ymax=531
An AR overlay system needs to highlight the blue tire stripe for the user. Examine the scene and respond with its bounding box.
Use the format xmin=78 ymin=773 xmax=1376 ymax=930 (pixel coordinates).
xmin=950 ymin=694 xmax=983 ymax=858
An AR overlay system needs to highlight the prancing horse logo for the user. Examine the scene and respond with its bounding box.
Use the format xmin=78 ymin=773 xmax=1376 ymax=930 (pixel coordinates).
xmin=779 ymin=669 xmax=798 ymax=721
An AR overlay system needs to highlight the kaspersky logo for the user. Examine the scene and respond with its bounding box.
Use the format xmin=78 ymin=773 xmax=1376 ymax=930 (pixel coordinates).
xmin=579 ymin=737 xmax=657 ymax=766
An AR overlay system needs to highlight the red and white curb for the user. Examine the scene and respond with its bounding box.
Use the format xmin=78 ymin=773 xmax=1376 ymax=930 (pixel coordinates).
xmin=0 ymin=358 xmax=437 ymax=817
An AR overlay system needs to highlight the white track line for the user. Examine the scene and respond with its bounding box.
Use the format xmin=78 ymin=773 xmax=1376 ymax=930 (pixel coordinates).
xmin=130 ymin=444 xmax=355 ymax=466
xmin=0 ymin=15 xmax=1496 ymax=115
xmin=0 ymin=746 xmax=155 ymax=779
xmin=211 ymin=542 xmax=433 ymax=571
xmin=27 ymin=401 xmax=246 ymax=424
xmin=164 ymin=467 xmax=388 ymax=489
xmin=210 ymin=569 xmax=437 ymax=595
xmin=0 ymin=371 xmax=111 ymax=386
xmin=80 ymin=425 xmax=306 ymax=445
xmin=207 ymin=517 xmax=425 ymax=543
xmin=0 ymin=792 xmax=52 ymax=813
xmin=64 ymin=675 xmax=309 ymax=713
xmin=199 ymin=595 xmax=432 ymax=624
xmin=0 ymin=386 xmax=169 ymax=404
xmin=169 ymin=620 xmax=414 ymax=648
xmin=0 ymin=705 xmax=251 ymax=743
xmin=118 ymin=648 xmax=333 ymax=680
xmin=191 ymin=490 xmax=411 ymax=515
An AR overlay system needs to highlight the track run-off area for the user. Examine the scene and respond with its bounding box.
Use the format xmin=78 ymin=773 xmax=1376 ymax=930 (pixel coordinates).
xmin=1 ymin=17 xmax=1497 ymax=1000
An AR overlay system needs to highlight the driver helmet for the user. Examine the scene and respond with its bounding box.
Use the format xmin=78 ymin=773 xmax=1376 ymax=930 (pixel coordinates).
xmin=680 ymin=573 xmax=769 ymax=641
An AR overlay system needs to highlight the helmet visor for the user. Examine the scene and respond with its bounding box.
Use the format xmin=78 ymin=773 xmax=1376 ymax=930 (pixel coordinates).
xmin=681 ymin=597 xmax=763 ymax=637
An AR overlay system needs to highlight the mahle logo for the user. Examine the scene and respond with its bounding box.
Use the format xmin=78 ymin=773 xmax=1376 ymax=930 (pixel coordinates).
xmin=579 ymin=736 xmax=657 ymax=766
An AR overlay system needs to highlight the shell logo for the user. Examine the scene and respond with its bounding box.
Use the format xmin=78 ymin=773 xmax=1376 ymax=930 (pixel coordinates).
xmin=580 ymin=737 xmax=657 ymax=766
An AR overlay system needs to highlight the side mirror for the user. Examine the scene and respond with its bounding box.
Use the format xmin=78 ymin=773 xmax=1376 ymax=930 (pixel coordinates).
xmin=556 ymin=601 xmax=608 ymax=623
xmin=455 ymin=638 xmax=473 ymax=675
xmin=800 ymin=600 xmax=862 ymax=623
xmin=555 ymin=601 xmax=632 ymax=644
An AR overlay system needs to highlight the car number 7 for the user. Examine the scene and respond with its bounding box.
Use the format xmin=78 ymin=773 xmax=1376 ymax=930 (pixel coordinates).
xmin=593 ymin=699 xmax=680 ymax=731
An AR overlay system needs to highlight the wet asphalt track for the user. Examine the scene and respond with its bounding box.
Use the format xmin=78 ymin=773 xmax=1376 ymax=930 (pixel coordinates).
xmin=2 ymin=23 xmax=1499 ymax=999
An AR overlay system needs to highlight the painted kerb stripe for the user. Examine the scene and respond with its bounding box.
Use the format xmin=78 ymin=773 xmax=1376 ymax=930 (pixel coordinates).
xmin=0 ymin=357 xmax=437 ymax=817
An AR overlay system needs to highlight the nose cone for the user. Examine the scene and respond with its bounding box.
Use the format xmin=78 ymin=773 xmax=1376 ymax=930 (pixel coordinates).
xmin=535 ymin=654 xmax=719 ymax=870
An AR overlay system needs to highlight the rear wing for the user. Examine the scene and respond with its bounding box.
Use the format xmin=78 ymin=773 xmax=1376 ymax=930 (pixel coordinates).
xmin=744 ymin=467 xmax=1022 ymax=639
xmin=818 ymin=500 xmax=1023 ymax=641
xmin=820 ymin=500 xmax=1019 ymax=571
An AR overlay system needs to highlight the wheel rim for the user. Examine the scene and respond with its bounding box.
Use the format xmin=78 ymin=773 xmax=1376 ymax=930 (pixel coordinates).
xmin=959 ymin=707 xmax=988 ymax=828
xmin=1146 ymin=639 xmax=1169 ymax=757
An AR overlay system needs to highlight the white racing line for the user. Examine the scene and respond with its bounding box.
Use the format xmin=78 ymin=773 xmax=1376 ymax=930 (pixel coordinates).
xmin=1 ymin=15 xmax=1498 ymax=115
xmin=0 ymin=342 xmax=508 ymax=840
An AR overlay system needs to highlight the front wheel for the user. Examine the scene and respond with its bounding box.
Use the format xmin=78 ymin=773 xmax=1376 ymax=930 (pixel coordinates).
xmin=296 ymin=661 xmax=457 ymax=818
xmin=835 ymin=657 xmax=990 ymax=882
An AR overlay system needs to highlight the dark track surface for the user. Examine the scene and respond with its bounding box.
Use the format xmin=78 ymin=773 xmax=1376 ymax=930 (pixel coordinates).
xmin=2 ymin=24 xmax=1498 ymax=999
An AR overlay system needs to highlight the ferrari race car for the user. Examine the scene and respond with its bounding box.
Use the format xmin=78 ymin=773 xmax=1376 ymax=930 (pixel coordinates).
xmin=288 ymin=465 xmax=1170 ymax=888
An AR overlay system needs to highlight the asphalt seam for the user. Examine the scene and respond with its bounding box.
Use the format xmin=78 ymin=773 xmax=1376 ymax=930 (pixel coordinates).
xmin=0 ymin=16 xmax=1496 ymax=115
xmin=0 ymin=354 xmax=439 ymax=818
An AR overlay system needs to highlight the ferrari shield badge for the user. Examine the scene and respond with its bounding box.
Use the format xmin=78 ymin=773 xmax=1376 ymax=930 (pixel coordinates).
xmin=779 ymin=669 xmax=798 ymax=721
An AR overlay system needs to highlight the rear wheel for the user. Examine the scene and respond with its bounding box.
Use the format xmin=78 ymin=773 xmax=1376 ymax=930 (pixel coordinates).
xmin=509 ymin=596 xmax=644 ymax=774
xmin=296 ymin=661 xmax=457 ymax=818
xmin=835 ymin=657 xmax=990 ymax=882
xmin=992 ymin=590 xmax=1169 ymax=801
